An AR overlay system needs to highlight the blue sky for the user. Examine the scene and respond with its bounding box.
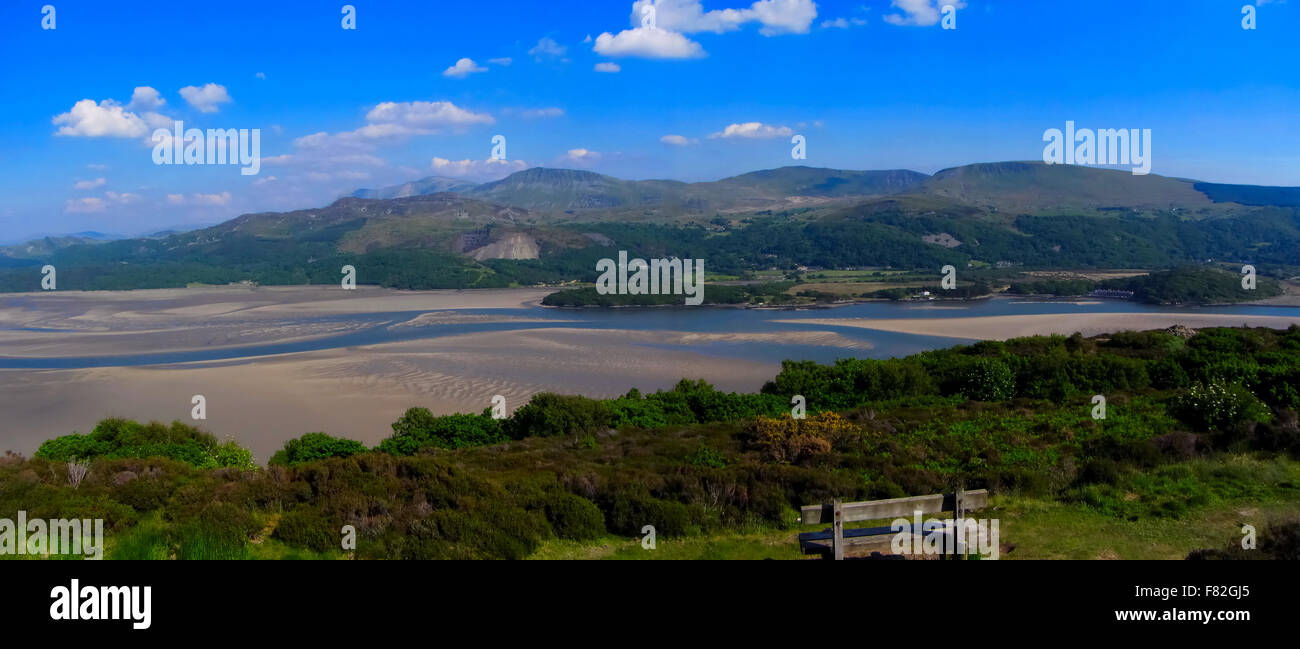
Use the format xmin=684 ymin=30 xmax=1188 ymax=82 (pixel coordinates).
xmin=0 ymin=0 xmax=1297 ymax=240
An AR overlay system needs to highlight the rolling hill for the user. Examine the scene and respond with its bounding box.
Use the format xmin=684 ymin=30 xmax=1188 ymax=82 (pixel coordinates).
xmin=351 ymin=176 xmax=480 ymax=200
xmin=3 ymin=162 xmax=1298 ymax=292
xmin=352 ymin=166 xmax=931 ymax=217
xmin=915 ymin=161 xmax=1225 ymax=215
xmin=0 ymin=233 xmax=120 ymax=260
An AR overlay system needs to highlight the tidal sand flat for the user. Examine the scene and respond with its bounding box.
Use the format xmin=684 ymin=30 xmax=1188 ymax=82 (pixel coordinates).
xmin=6 ymin=286 xmax=1300 ymax=462
xmin=0 ymin=286 xmax=557 ymax=354
xmin=0 ymin=286 xmax=873 ymax=460
xmin=778 ymin=312 xmax=1300 ymax=341
xmin=0 ymin=328 xmax=778 ymax=462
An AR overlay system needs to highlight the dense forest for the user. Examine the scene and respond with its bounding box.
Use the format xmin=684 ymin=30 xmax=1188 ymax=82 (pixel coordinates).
xmin=6 ymin=325 xmax=1299 ymax=559
xmin=1008 ymin=267 xmax=1284 ymax=304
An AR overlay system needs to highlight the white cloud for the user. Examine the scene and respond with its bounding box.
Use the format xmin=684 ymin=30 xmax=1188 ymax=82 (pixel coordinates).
xmin=165 ymin=192 xmax=232 ymax=206
xmin=628 ymin=0 xmax=817 ymax=36
xmin=431 ymin=157 xmax=528 ymax=180
xmin=304 ymin=171 xmax=371 ymax=182
xmin=179 ymin=83 xmax=232 ymax=113
xmin=559 ymin=148 xmax=601 ymax=165
xmin=268 ymin=148 xmax=387 ymax=166
xmin=53 ymin=86 xmax=179 ymax=138
xmin=520 ymin=107 xmax=565 ymax=119
xmin=528 ymin=37 xmax=567 ymax=60
xmin=821 ymin=17 xmax=867 ymax=28
xmin=366 ymin=101 xmax=494 ymax=130
xmin=191 ymin=192 xmax=232 ymax=206
xmin=127 ymin=87 xmax=166 ymax=111
xmin=660 ymin=134 xmax=695 ymax=146
xmin=709 ymin=122 xmax=794 ymax=139
xmin=594 ymin=62 xmax=622 ymax=73
xmin=87 ymin=163 xmax=109 ymax=170
xmin=594 ymin=27 xmax=706 ymax=59
xmin=74 ymin=178 xmax=107 ymax=190
xmin=52 ymin=99 xmax=149 ymax=137
xmin=594 ymin=0 xmax=817 ymax=58
xmin=443 ymin=57 xmax=488 ymax=78
xmin=65 ymin=197 xmax=106 ymax=213
xmin=255 ymin=72 xmax=267 ymax=79
xmin=64 ymin=191 xmax=140 ymax=213
xmin=263 ymin=100 xmax=492 ymax=189
xmin=258 ymin=99 xmax=495 ymax=196
xmin=488 ymin=57 xmax=513 ymax=66
xmin=746 ymin=0 xmax=819 ymax=34
xmin=140 ymin=111 xmax=175 ymax=130
xmin=883 ymin=0 xmax=964 ymax=27
xmin=104 ymin=191 xmax=142 ymax=203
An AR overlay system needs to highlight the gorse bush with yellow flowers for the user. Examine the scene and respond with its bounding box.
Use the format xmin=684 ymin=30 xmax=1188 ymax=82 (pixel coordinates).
xmin=748 ymin=412 xmax=864 ymax=465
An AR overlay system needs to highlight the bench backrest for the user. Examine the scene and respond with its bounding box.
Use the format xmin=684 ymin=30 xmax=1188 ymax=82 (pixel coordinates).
xmin=801 ymin=489 xmax=989 ymax=525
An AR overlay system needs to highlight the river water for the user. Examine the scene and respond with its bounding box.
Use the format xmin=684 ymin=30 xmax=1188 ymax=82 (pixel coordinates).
xmin=4 ymin=296 xmax=1297 ymax=369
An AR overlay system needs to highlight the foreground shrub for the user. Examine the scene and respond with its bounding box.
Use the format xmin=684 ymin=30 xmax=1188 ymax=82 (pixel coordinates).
xmin=379 ymin=409 xmax=507 ymax=454
xmin=542 ymin=492 xmax=606 ymax=541
xmin=505 ymin=393 xmax=610 ymax=439
xmin=607 ymin=381 xmax=789 ymax=429
xmin=35 ymin=419 xmax=255 ymax=470
xmin=762 ymin=358 xmax=936 ymax=409
xmin=1173 ymin=381 xmax=1271 ymax=432
xmin=172 ymin=502 xmax=259 ymax=560
xmin=955 ymin=358 xmax=1016 ymax=401
xmin=598 ymin=486 xmax=694 ymax=536
xmin=747 ymin=412 xmax=862 ymax=465
xmin=273 ymin=507 xmax=339 ymax=553
xmin=269 ymin=433 xmax=368 ymax=466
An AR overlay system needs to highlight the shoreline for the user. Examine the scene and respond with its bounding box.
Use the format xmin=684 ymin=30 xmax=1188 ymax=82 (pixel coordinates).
xmin=5 ymin=284 xmax=1300 ymax=459
xmin=776 ymin=312 xmax=1300 ymax=342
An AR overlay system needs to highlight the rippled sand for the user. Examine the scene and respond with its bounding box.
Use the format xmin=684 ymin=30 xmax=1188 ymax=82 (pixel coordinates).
xmin=7 ymin=286 xmax=1297 ymax=463
xmin=0 ymin=328 xmax=781 ymax=462
xmin=777 ymin=312 xmax=1300 ymax=341
xmin=0 ymin=287 xmax=853 ymax=461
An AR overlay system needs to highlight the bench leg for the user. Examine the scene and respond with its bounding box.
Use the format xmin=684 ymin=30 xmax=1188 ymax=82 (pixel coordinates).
xmin=832 ymin=499 xmax=844 ymax=561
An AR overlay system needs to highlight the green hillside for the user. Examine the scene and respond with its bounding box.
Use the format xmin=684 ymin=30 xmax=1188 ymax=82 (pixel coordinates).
xmin=2 ymin=162 xmax=1298 ymax=293
xmin=9 ymin=326 xmax=1300 ymax=560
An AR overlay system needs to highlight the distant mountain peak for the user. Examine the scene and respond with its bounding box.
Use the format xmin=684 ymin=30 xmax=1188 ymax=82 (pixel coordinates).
xmin=351 ymin=175 xmax=480 ymax=200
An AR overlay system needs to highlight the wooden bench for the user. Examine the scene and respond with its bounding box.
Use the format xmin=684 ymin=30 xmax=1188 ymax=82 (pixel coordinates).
xmin=798 ymin=488 xmax=989 ymax=560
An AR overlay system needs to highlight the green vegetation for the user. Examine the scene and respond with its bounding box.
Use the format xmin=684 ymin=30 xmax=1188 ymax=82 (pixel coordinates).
xmin=268 ymin=433 xmax=368 ymax=467
xmin=540 ymin=282 xmax=798 ymax=307
xmin=1009 ymin=266 xmax=1284 ymax=304
xmin=378 ymin=409 xmax=508 ymax=454
xmin=867 ymin=281 xmax=993 ymax=301
xmin=6 ymin=325 xmax=1300 ymax=560
xmin=1008 ymin=278 xmax=1099 ymax=297
xmin=5 ymin=163 xmax=1300 ymax=293
xmin=35 ymin=419 xmax=255 ymax=470
xmin=1102 ymin=266 xmax=1283 ymax=304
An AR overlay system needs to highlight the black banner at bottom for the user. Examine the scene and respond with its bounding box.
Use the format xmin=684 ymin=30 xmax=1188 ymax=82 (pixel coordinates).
xmin=0 ymin=559 xmax=1289 ymax=639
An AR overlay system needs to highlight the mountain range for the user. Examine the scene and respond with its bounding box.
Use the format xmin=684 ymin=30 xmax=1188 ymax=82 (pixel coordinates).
xmin=353 ymin=166 xmax=931 ymax=217
xmin=2 ymin=162 xmax=1297 ymax=291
